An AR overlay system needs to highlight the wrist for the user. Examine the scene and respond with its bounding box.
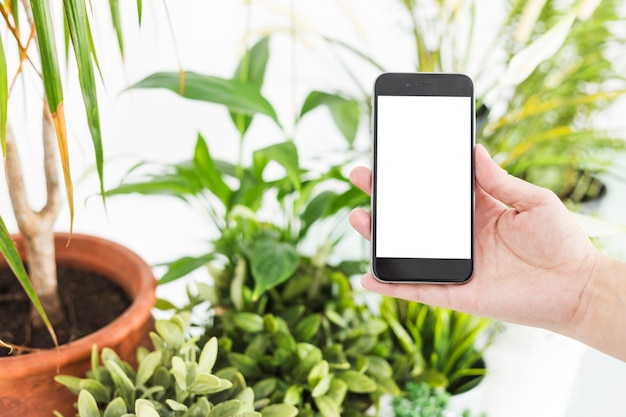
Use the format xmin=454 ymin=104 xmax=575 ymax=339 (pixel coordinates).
xmin=571 ymin=252 xmax=626 ymax=361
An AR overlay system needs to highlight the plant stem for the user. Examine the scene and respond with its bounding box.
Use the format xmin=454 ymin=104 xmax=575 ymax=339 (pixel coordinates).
xmin=5 ymin=101 xmax=63 ymax=329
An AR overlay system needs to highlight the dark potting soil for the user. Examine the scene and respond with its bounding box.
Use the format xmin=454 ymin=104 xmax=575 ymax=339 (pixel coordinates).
xmin=0 ymin=266 xmax=130 ymax=357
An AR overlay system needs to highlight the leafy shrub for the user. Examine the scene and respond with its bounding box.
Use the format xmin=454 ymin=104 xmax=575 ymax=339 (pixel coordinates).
xmin=55 ymin=314 xmax=298 ymax=417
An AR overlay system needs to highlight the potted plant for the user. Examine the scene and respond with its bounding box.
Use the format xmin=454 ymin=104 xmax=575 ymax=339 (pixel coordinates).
xmin=0 ymin=2 xmax=156 ymax=415
xmin=291 ymin=0 xmax=626 ymax=204
xmin=379 ymin=297 xmax=496 ymax=416
xmin=55 ymin=314 xmax=299 ymax=417
xmin=106 ymin=32 xmax=402 ymax=416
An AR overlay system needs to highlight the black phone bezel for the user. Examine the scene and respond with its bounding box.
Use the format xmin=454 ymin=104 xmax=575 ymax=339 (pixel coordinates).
xmin=371 ymin=72 xmax=475 ymax=284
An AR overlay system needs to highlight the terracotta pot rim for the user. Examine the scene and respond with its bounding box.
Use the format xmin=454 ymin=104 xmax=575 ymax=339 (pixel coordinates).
xmin=0 ymin=232 xmax=156 ymax=375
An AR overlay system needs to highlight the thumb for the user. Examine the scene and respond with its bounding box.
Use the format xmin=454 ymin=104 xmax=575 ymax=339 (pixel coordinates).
xmin=475 ymin=144 xmax=555 ymax=211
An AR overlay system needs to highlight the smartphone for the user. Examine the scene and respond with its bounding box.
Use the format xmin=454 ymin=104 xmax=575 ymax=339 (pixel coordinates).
xmin=371 ymin=72 xmax=474 ymax=283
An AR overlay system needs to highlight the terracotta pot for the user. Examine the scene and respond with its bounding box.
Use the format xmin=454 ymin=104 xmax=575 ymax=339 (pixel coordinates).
xmin=0 ymin=233 xmax=156 ymax=417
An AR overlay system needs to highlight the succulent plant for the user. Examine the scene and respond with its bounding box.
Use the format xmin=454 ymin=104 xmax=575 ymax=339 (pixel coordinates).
xmin=55 ymin=314 xmax=298 ymax=417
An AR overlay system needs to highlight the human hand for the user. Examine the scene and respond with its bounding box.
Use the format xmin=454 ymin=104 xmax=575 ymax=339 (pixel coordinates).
xmin=349 ymin=144 xmax=603 ymax=337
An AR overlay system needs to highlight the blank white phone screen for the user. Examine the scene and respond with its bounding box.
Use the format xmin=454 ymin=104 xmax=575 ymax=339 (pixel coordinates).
xmin=375 ymin=95 xmax=471 ymax=259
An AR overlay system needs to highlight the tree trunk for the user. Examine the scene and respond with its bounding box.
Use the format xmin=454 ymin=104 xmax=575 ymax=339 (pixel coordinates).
xmin=4 ymin=103 xmax=64 ymax=331
xmin=23 ymin=229 xmax=64 ymax=329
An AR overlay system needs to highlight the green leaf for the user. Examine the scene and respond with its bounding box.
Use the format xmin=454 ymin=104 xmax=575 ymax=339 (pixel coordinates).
xmin=260 ymin=404 xmax=299 ymax=417
xmin=136 ymin=403 xmax=160 ymax=417
xmin=171 ymin=356 xmax=187 ymax=391
xmin=0 ymin=30 xmax=7 ymax=156
xmin=158 ymin=253 xmax=215 ymax=285
xmin=105 ymin=360 xmax=136 ymax=408
xmin=299 ymin=91 xmax=360 ymax=147
xmin=295 ymin=314 xmax=321 ymax=342
xmin=108 ymin=0 xmax=124 ymax=58
xmin=155 ymin=319 xmax=184 ymax=349
xmin=230 ymin=36 xmax=272 ymax=135
xmin=193 ymin=134 xmax=232 ymax=207
xmin=198 ymin=337 xmax=218 ymax=374
xmin=189 ymin=373 xmax=232 ymax=395
xmin=336 ymin=370 xmax=377 ymax=393
xmin=53 ymin=375 xmax=81 ymax=394
xmin=64 ymin=0 xmax=105 ymax=200
xmin=253 ymin=141 xmax=301 ymax=191
xmin=233 ymin=312 xmax=265 ymax=333
xmin=30 ymin=0 xmax=74 ymax=231
xmin=165 ymin=399 xmax=188 ymax=412
xmin=132 ymin=71 xmax=278 ymax=123
xmin=228 ymin=353 xmax=262 ymax=379
xmin=250 ymin=240 xmax=299 ymax=300
xmin=136 ymin=351 xmax=162 ymax=387
xmin=79 ymin=378 xmax=111 ymax=403
xmin=103 ymin=397 xmax=128 ymax=417
xmin=77 ymin=390 xmax=100 ymax=417
xmin=0 ymin=218 xmax=57 ymax=345
xmin=314 ymin=395 xmax=341 ymax=417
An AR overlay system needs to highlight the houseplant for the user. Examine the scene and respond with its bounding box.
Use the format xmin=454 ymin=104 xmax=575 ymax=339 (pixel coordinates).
xmin=106 ymin=33 xmax=398 ymax=416
xmin=315 ymin=0 xmax=626 ymax=204
xmin=0 ymin=1 xmax=156 ymax=415
xmin=55 ymin=314 xmax=299 ymax=417
xmin=107 ymin=23 xmax=496 ymax=417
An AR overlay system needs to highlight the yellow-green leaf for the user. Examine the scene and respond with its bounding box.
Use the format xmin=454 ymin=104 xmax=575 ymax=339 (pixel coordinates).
xmin=64 ymin=0 xmax=105 ymax=200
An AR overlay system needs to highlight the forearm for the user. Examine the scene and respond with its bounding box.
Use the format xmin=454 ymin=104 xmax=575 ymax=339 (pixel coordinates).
xmin=572 ymin=253 xmax=626 ymax=361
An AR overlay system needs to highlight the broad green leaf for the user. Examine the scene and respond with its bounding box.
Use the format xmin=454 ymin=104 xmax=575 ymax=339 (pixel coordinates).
xmin=136 ymin=403 xmax=160 ymax=417
xmin=198 ymin=337 xmax=218 ymax=374
xmin=250 ymin=240 xmax=299 ymax=300
xmin=233 ymin=312 xmax=265 ymax=333
xmin=253 ymin=141 xmax=301 ymax=191
xmin=103 ymin=397 xmax=128 ymax=417
xmin=260 ymin=404 xmax=299 ymax=417
xmin=325 ymin=378 xmax=348 ymax=407
xmin=193 ymin=134 xmax=232 ymax=207
xmin=189 ymin=373 xmax=232 ymax=394
xmin=311 ymin=375 xmax=333 ymax=398
xmin=171 ymin=356 xmax=187 ymax=391
xmin=53 ymin=375 xmax=81 ymax=394
xmin=314 ymin=396 xmax=340 ymax=417
xmin=208 ymin=400 xmax=246 ymax=417
xmin=299 ymin=91 xmax=360 ymax=147
xmin=132 ymin=71 xmax=278 ymax=123
xmin=105 ymin=360 xmax=135 ymax=407
xmin=0 ymin=217 xmax=57 ymax=346
xmin=155 ymin=319 xmax=184 ymax=349
xmin=295 ymin=314 xmax=321 ymax=342
xmin=136 ymin=351 xmax=162 ymax=387
xmin=64 ymin=0 xmax=105 ymax=200
xmin=30 ymin=0 xmax=74 ymax=232
xmin=77 ymin=390 xmax=100 ymax=417
xmin=79 ymin=378 xmax=110 ymax=403
xmin=230 ymin=36 xmax=272 ymax=136
xmin=165 ymin=399 xmax=188 ymax=412
xmin=336 ymin=370 xmax=377 ymax=393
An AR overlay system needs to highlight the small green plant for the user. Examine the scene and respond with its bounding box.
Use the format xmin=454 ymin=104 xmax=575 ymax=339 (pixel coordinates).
xmin=55 ymin=314 xmax=298 ymax=417
xmin=391 ymin=382 xmax=486 ymax=417
xmin=381 ymin=297 xmax=496 ymax=395
xmin=392 ymin=382 xmax=449 ymax=417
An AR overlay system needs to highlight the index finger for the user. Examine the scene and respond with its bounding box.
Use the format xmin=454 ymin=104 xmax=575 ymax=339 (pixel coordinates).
xmin=349 ymin=166 xmax=372 ymax=195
